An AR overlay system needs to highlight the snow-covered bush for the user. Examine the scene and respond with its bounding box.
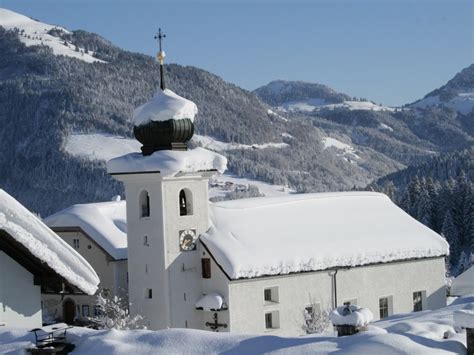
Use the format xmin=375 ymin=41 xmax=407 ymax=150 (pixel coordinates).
xmin=303 ymin=304 xmax=332 ymax=334
xmin=92 ymin=290 xmax=147 ymax=330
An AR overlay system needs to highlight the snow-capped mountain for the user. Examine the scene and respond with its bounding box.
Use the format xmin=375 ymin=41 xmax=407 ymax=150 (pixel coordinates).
xmin=0 ymin=8 xmax=104 ymax=63
xmin=0 ymin=8 xmax=472 ymax=216
xmin=410 ymin=64 xmax=474 ymax=114
xmin=254 ymin=80 xmax=395 ymax=113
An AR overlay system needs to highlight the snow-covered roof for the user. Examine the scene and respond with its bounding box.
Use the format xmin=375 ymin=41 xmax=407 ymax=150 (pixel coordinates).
xmin=107 ymin=147 xmax=227 ymax=176
xmin=133 ymin=89 xmax=198 ymax=126
xmin=195 ymin=292 xmax=225 ymax=311
xmin=44 ymin=200 xmax=127 ymax=260
xmin=0 ymin=189 xmax=99 ymax=295
xmin=201 ymin=192 xmax=449 ymax=280
xmin=450 ymin=266 xmax=474 ymax=296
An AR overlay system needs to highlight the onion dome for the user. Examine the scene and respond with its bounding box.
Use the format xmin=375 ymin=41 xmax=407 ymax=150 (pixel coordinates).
xmin=133 ymin=29 xmax=196 ymax=155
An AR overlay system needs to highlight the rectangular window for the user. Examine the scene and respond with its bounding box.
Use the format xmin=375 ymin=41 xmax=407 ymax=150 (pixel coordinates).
xmin=143 ymin=236 xmax=149 ymax=246
xmin=82 ymin=305 xmax=90 ymax=317
xmin=413 ymin=291 xmax=424 ymax=312
xmin=202 ymin=258 xmax=211 ymax=279
xmin=73 ymin=239 xmax=80 ymax=249
xmin=146 ymin=288 xmax=153 ymax=299
xmin=265 ymin=312 xmax=273 ymax=329
xmin=379 ymin=297 xmax=389 ymax=319
xmin=265 ymin=311 xmax=280 ymax=330
xmin=264 ymin=287 xmax=279 ymax=304
xmin=93 ymin=305 xmax=101 ymax=316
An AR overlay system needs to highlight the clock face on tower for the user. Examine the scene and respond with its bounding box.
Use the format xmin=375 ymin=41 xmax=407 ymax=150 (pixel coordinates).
xmin=179 ymin=229 xmax=197 ymax=251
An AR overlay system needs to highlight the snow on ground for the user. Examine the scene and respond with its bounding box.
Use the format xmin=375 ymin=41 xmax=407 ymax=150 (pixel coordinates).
xmin=192 ymin=134 xmax=289 ymax=151
xmin=379 ymin=123 xmax=394 ymax=132
xmin=65 ymin=133 xmax=141 ymax=161
xmin=107 ymin=148 xmax=227 ymax=176
xmin=133 ymin=89 xmax=198 ymax=126
xmin=1 ymin=296 xmax=472 ymax=354
xmin=0 ymin=8 xmax=105 ymax=63
xmin=65 ymin=133 xmax=288 ymax=162
xmin=209 ymin=174 xmax=294 ymax=200
xmin=411 ymin=92 xmax=474 ymax=114
xmin=267 ymin=109 xmax=288 ymax=121
xmin=0 ymin=189 xmax=99 ymax=295
xmin=202 ymin=192 xmax=448 ymax=279
xmin=44 ymin=200 xmax=127 ymax=260
xmin=322 ymin=137 xmax=361 ymax=162
xmin=277 ymin=99 xmax=395 ymax=113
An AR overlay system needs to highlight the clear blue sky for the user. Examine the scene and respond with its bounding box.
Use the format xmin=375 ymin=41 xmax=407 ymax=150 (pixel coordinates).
xmin=2 ymin=0 xmax=473 ymax=106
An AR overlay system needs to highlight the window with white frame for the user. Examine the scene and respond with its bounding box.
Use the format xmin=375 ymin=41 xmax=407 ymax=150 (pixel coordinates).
xmin=379 ymin=297 xmax=389 ymax=319
xmin=264 ymin=286 xmax=279 ymax=304
xmin=264 ymin=310 xmax=280 ymax=330
xmin=413 ymin=291 xmax=424 ymax=312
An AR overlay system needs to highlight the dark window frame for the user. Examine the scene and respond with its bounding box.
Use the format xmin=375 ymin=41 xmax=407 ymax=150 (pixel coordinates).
xmin=265 ymin=312 xmax=273 ymax=329
xmin=379 ymin=297 xmax=389 ymax=319
xmin=413 ymin=291 xmax=423 ymax=312
xmin=202 ymin=258 xmax=211 ymax=278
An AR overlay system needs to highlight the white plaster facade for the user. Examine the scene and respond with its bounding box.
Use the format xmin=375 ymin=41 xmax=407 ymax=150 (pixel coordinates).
xmin=111 ymin=167 xmax=447 ymax=336
xmin=0 ymin=251 xmax=42 ymax=328
xmin=41 ymin=229 xmax=127 ymax=322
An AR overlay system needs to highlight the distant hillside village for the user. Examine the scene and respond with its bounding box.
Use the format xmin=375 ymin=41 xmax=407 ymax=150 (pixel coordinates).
xmin=3 ymin=34 xmax=470 ymax=339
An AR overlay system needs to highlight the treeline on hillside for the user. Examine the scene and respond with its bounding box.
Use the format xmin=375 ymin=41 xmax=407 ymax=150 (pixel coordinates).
xmin=372 ymin=149 xmax=473 ymax=276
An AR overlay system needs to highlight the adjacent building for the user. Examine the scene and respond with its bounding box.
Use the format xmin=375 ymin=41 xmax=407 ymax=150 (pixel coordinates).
xmin=0 ymin=189 xmax=99 ymax=328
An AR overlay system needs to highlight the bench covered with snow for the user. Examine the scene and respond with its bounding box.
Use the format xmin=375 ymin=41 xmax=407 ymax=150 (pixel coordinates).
xmin=30 ymin=323 xmax=73 ymax=349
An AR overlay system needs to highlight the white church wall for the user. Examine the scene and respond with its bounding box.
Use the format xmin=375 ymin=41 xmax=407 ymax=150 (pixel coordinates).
xmin=336 ymin=257 xmax=446 ymax=320
xmin=227 ymin=257 xmax=446 ymax=336
xmin=229 ymin=269 xmax=333 ymax=336
xmin=162 ymin=176 xmax=212 ymax=329
xmin=121 ymin=174 xmax=170 ymax=330
xmin=0 ymin=251 xmax=42 ymax=328
xmin=198 ymin=246 xmax=231 ymax=331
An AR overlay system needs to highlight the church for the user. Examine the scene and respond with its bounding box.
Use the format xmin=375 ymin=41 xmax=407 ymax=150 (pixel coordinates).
xmin=103 ymin=35 xmax=450 ymax=336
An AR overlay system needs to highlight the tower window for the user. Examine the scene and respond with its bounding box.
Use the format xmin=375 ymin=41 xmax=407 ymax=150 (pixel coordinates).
xmin=179 ymin=189 xmax=193 ymax=216
xmin=143 ymin=235 xmax=149 ymax=246
xmin=202 ymin=258 xmax=211 ymax=278
xmin=146 ymin=288 xmax=153 ymax=299
xmin=73 ymin=239 xmax=80 ymax=249
xmin=139 ymin=190 xmax=150 ymax=218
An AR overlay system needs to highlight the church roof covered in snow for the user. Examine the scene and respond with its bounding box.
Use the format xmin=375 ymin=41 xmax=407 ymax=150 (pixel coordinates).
xmin=44 ymin=200 xmax=127 ymax=260
xmin=201 ymin=192 xmax=449 ymax=280
xmin=133 ymin=89 xmax=198 ymax=126
xmin=107 ymin=147 xmax=227 ymax=176
xmin=450 ymin=266 xmax=474 ymax=296
xmin=0 ymin=190 xmax=99 ymax=295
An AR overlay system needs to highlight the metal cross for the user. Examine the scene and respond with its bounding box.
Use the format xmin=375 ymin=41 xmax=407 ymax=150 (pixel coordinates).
xmin=154 ymin=28 xmax=166 ymax=53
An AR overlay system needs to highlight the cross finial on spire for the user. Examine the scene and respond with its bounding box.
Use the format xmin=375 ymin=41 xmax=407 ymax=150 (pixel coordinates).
xmin=154 ymin=28 xmax=166 ymax=55
xmin=154 ymin=28 xmax=167 ymax=90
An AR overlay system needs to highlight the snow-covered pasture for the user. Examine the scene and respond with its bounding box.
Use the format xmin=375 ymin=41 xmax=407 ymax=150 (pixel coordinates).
xmin=0 ymin=8 xmax=105 ymax=63
xmin=1 ymin=297 xmax=472 ymax=354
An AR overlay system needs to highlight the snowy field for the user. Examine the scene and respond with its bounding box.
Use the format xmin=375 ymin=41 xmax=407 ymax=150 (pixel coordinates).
xmin=1 ymin=296 xmax=471 ymax=354
xmin=322 ymin=137 xmax=361 ymax=162
xmin=411 ymin=92 xmax=474 ymax=114
xmin=65 ymin=132 xmax=293 ymax=198
xmin=0 ymin=8 xmax=105 ymax=63
xmin=277 ymin=99 xmax=395 ymax=113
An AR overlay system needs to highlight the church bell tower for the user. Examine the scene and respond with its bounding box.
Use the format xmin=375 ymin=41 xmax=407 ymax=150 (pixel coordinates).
xmin=107 ymin=29 xmax=225 ymax=330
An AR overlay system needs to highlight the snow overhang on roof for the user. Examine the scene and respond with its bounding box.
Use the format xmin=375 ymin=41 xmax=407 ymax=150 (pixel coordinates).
xmin=200 ymin=192 xmax=449 ymax=280
xmin=44 ymin=200 xmax=127 ymax=260
xmin=133 ymin=89 xmax=198 ymax=126
xmin=106 ymin=147 xmax=227 ymax=176
xmin=0 ymin=190 xmax=99 ymax=295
